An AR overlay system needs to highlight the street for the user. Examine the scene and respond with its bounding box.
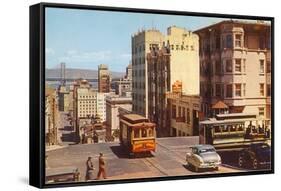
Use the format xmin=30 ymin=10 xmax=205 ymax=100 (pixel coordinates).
xmin=46 ymin=136 xmax=243 ymax=182
xmin=58 ymin=112 xmax=76 ymax=146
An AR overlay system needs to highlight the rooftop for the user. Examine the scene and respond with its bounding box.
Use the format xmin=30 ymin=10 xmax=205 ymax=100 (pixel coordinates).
xmin=195 ymin=19 xmax=271 ymax=34
xmin=123 ymin=114 xmax=146 ymax=121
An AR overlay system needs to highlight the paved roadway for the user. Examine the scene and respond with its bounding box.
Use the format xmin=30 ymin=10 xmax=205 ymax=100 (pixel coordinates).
xmin=57 ymin=112 xmax=76 ymax=146
xmin=46 ymin=137 xmax=243 ymax=182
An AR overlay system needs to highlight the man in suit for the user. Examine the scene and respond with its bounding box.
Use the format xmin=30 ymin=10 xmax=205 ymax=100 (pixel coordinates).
xmin=96 ymin=152 xmax=107 ymax=179
xmin=85 ymin=156 xmax=94 ymax=181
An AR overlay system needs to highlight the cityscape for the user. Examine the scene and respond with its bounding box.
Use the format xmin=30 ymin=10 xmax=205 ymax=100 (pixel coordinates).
xmin=45 ymin=8 xmax=272 ymax=184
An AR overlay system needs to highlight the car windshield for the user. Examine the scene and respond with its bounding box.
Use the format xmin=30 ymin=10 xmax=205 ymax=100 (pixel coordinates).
xmin=198 ymin=148 xmax=215 ymax=153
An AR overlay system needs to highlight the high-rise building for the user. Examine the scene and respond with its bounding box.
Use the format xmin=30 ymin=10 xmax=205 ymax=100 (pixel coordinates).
xmin=132 ymin=29 xmax=164 ymax=117
xmin=146 ymin=26 xmax=200 ymax=136
xmin=98 ymin=64 xmax=110 ymax=93
xmin=58 ymin=85 xmax=69 ymax=112
xmin=76 ymin=86 xmax=108 ymax=122
xmin=195 ymin=20 xmax=271 ymax=123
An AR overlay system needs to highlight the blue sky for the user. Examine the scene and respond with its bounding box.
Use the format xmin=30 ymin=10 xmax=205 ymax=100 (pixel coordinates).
xmin=46 ymin=8 xmax=230 ymax=72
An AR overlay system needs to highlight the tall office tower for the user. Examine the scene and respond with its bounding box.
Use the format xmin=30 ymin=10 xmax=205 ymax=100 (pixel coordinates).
xmin=60 ymin=62 xmax=66 ymax=86
xmin=131 ymin=29 xmax=164 ymax=117
xmin=195 ymin=20 xmax=271 ymax=123
xmin=98 ymin=64 xmax=110 ymax=93
xmin=147 ymin=26 xmax=200 ymax=136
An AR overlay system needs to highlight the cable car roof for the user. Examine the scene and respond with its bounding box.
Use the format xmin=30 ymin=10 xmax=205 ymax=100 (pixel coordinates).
xmin=199 ymin=117 xmax=258 ymax=125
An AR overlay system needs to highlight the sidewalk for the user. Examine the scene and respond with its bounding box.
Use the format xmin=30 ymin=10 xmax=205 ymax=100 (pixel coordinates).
xmin=46 ymin=144 xmax=67 ymax=152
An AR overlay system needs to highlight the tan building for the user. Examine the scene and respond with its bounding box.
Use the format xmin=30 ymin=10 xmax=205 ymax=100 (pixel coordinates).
xmin=106 ymin=95 xmax=132 ymax=141
xmin=167 ymin=92 xmax=200 ymax=136
xmin=132 ymin=26 xmax=199 ymax=119
xmin=72 ymin=79 xmax=92 ymax=139
xmin=132 ymin=29 xmax=164 ymax=117
xmin=45 ymin=86 xmax=59 ymax=146
xmin=98 ymin=64 xmax=110 ymax=93
xmin=146 ymin=26 xmax=199 ymax=136
xmin=195 ymin=20 xmax=271 ymax=123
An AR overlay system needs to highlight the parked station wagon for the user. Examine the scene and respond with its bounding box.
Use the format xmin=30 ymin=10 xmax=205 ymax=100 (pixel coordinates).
xmin=186 ymin=144 xmax=221 ymax=172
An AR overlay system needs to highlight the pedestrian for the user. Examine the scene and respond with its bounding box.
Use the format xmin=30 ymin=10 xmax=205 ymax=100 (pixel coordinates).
xmin=85 ymin=156 xmax=95 ymax=181
xmin=96 ymin=152 xmax=107 ymax=179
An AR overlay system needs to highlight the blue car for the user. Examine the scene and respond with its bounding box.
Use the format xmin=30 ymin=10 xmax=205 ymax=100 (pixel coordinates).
xmin=238 ymin=143 xmax=271 ymax=170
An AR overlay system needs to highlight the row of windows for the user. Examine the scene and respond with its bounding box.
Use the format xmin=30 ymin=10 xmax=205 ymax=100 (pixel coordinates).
xmin=171 ymin=105 xmax=191 ymax=124
xmin=132 ymin=69 xmax=145 ymax=77
xmin=201 ymin=59 xmax=269 ymax=76
xmin=79 ymin=101 xmax=95 ymax=104
xmin=201 ymin=83 xmax=271 ymax=98
xmin=169 ymin=44 xmax=194 ymax=51
xmin=202 ymin=83 xmax=269 ymax=98
xmin=133 ymin=128 xmax=154 ymax=139
xmin=201 ymin=32 xmax=269 ymax=52
xmin=79 ymin=105 xmax=96 ymax=108
xmin=132 ymin=57 xmax=145 ymax=66
xmin=132 ymin=82 xmax=145 ymax=89
xmin=79 ymin=95 xmax=96 ymax=99
xmin=132 ymin=93 xmax=145 ymax=102
xmin=132 ymin=104 xmax=144 ymax=114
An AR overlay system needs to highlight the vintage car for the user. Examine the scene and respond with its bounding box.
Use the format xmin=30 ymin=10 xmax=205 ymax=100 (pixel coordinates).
xmin=45 ymin=166 xmax=80 ymax=183
xmin=186 ymin=144 xmax=221 ymax=172
xmin=238 ymin=142 xmax=271 ymax=169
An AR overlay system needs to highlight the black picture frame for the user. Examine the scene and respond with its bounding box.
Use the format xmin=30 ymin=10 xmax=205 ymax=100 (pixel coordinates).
xmin=30 ymin=2 xmax=274 ymax=188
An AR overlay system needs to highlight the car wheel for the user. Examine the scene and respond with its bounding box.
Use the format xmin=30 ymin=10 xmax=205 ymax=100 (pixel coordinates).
xmin=238 ymin=156 xmax=244 ymax=168
xmin=252 ymin=158 xmax=258 ymax=170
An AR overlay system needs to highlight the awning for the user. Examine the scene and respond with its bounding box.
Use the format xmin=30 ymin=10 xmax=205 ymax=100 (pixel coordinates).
xmin=212 ymin=101 xmax=228 ymax=109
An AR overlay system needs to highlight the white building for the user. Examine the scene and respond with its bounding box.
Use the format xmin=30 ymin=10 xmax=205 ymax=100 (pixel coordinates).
xmin=106 ymin=95 xmax=132 ymax=139
xmin=76 ymin=88 xmax=109 ymax=122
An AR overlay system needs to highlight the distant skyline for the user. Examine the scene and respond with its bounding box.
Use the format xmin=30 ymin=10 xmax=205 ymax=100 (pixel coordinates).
xmin=46 ymin=7 xmax=255 ymax=72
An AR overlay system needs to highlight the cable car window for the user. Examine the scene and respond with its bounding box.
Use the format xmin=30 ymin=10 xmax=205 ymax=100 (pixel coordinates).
xmin=238 ymin=124 xmax=244 ymax=131
xmin=230 ymin=125 xmax=236 ymax=132
xmin=148 ymin=128 xmax=153 ymax=137
xmin=222 ymin=125 xmax=228 ymax=132
xmin=141 ymin=128 xmax=147 ymax=138
xmin=214 ymin=126 xmax=221 ymax=133
xmin=134 ymin=129 xmax=140 ymax=138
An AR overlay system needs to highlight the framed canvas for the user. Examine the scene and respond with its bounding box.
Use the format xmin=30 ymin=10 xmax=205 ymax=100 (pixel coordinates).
xmin=29 ymin=2 xmax=274 ymax=188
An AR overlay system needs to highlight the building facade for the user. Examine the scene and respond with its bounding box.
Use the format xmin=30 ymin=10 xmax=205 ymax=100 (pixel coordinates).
xmin=146 ymin=26 xmax=199 ymax=136
xmin=106 ymin=95 xmax=132 ymax=140
xmin=45 ymin=86 xmax=59 ymax=146
xmin=98 ymin=64 xmax=110 ymax=93
xmin=76 ymin=87 xmax=108 ymax=122
xmin=167 ymin=93 xmax=201 ymax=136
xmin=132 ymin=29 xmax=164 ymax=117
xmin=58 ymin=85 xmax=69 ymax=112
xmin=79 ymin=115 xmax=106 ymax=144
xmin=195 ymin=20 xmax=271 ymax=123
